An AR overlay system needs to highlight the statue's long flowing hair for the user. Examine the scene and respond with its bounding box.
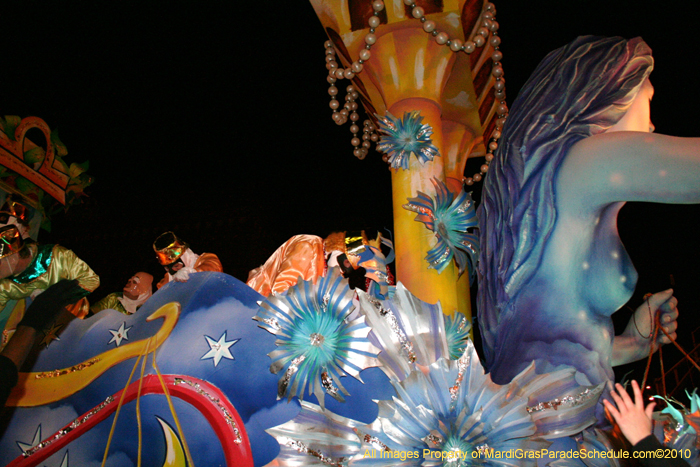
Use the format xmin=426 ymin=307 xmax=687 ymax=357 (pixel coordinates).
xmin=477 ymin=36 xmax=653 ymax=367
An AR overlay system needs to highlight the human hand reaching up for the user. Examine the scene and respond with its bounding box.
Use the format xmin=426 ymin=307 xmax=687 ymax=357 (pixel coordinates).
xmin=603 ymin=380 xmax=654 ymax=446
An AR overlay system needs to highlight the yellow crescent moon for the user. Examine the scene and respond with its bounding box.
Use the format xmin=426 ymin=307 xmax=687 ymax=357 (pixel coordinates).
xmin=7 ymin=302 xmax=181 ymax=407
xmin=156 ymin=416 xmax=187 ymax=467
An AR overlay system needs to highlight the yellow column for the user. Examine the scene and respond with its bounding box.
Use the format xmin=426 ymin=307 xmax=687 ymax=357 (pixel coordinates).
xmin=389 ymin=98 xmax=468 ymax=316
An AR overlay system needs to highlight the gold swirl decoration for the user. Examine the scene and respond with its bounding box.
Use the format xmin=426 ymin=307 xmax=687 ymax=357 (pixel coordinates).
xmin=6 ymin=302 xmax=181 ymax=407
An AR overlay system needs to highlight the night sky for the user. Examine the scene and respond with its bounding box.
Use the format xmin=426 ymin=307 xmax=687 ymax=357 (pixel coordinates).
xmin=2 ymin=0 xmax=699 ymax=391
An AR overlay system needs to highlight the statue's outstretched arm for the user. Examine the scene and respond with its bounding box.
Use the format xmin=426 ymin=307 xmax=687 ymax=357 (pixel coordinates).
xmin=559 ymin=132 xmax=700 ymax=210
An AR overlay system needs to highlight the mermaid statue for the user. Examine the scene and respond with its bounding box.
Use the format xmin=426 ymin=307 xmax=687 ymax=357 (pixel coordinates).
xmin=478 ymin=36 xmax=697 ymax=395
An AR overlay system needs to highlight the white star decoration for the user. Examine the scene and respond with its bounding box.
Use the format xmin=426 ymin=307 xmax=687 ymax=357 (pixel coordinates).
xmin=16 ymin=424 xmax=41 ymax=454
xmin=108 ymin=322 xmax=132 ymax=347
xmin=200 ymin=332 xmax=239 ymax=367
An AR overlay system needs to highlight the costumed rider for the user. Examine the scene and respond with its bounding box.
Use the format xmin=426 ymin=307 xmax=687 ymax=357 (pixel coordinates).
xmin=89 ymin=272 xmax=153 ymax=315
xmin=0 ymin=195 xmax=35 ymax=240
xmin=154 ymin=231 xmax=223 ymax=289
xmin=247 ymin=229 xmax=395 ymax=298
xmin=325 ymin=230 xmax=395 ymax=298
xmin=0 ymin=205 xmax=99 ymax=327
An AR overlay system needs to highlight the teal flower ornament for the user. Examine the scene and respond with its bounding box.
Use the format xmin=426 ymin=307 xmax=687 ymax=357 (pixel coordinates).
xmin=265 ymin=286 xmax=605 ymax=466
xmin=267 ymin=342 xmax=555 ymax=466
xmin=403 ymin=178 xmax=479 ymax=278
xmin=650 ymin=392 xmax=700 ymax=461
xmin=255 ymin=268 xmax=380 ymax=408
xmin=445 ymin=312 xmax=472 ymax=360
xmin=376 ymin=111 xmax=440 ymax=169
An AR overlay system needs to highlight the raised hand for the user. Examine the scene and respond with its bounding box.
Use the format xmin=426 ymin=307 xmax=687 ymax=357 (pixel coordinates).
xmin=603 ymin=380 xmax=655 ymax=446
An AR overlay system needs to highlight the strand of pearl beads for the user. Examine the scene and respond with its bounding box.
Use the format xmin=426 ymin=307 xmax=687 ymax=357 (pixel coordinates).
xmin=402 ymin=0 xmax=508 ymax=185
xmin=325 ymin=0 xmax=385 ymax=160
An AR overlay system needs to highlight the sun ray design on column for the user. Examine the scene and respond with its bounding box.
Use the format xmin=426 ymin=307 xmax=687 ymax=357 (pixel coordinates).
xmin=403 ymin=178 xmax=479 ymax=279
xmin=375 ymin=111 xmax=440 ymax=170
xmin=255 ymin=267 xmax=380 ymax=408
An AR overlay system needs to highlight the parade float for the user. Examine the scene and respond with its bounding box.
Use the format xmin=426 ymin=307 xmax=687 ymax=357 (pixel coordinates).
xmin=2 ymin=1 xmax=700 ymax=466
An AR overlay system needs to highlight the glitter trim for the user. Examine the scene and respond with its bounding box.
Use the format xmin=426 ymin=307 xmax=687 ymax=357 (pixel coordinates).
xmin=262 ymin=317 xmax=281 ymax=331
xmin=356 ymin=429 xmax=391 ymax=452
xmin=449 ymin=353 xmax=469 ymax=405
xmin=456 ymin=317 xmax=468 ymax=333
xmin=526 ymin=387 xmax=601 ymax=414
xmin=23 ymin=396 xmax=114 ymax=457
xmin=279 ymin=355 xmax=305 ymax=398
xmin=460 ymin=240 xmax=477 ymax=252
xmin=174 ymin=377 xmax=242 ymax=444
xmin=368 ymin=296 xmax=416 ymax=364
xmin=279 ymin=436 xmax=347 ymax=466
xmin=475 ymin=444 xmax=491 ymax=456
xmin=429 ymin=249 xmax=451 ymax=268
xmin=34 ymin=358 xmax=100 ymax=379
xmin=422 ymin=432 xmax=444 ymax=448
xmin=455 ymin=197 xmax=472 ymax=214
xmin=402 ymin=203 xmax=435 ymax=220
xmin=321 ymin=371 xmax=339 ymax=399
xmin=310 ymin=333 xmax=325 ymax=347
